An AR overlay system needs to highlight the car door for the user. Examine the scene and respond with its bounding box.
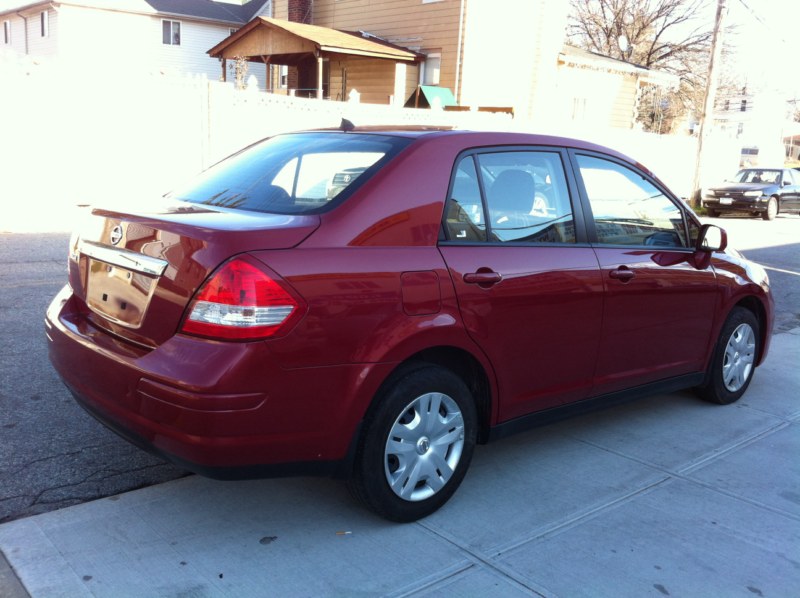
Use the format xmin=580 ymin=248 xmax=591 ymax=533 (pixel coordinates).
xmin=780 ymin=169 xmax=800 ymax=211
xmin=439 ymin=149 xmax=604 ymax=422
xmin=570 ymin=151 xmax=719 ymax=396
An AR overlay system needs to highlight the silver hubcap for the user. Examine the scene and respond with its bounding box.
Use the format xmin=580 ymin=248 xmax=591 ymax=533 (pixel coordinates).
xmin=722 ymin=323 xmax=756 ymax=392
xmin=384 ymin=392 xmax=465 ymax=502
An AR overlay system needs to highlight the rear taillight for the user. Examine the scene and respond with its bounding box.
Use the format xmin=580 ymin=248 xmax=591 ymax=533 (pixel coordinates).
xmin=181 ymin=256 xmax=304 ymax=341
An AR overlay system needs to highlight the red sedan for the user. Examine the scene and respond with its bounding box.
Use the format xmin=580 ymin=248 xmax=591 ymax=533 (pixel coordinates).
xmin=46 ymin=128 xmax=774 ymax=521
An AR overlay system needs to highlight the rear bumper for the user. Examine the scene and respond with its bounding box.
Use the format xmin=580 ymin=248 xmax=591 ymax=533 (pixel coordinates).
xmin=45 ymin=285 xmax=385 ymax=479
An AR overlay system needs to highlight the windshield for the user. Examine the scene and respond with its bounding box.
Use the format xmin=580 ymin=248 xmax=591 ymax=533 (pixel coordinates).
xmin=168 ymin=133 xmax=411 ymax=214
xmin=735 ymin=169 xmax=780 ymax=185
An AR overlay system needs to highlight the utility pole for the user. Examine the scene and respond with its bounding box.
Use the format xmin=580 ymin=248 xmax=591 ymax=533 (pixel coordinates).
xmin=690 ymin=0 xmax=728 ymax=207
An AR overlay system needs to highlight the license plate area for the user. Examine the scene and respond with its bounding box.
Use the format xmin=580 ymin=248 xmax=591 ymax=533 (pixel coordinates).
xmin=719 ymin=197 xmax=733 ymax=205
xmin=86 ymin=259 xmax=158 ymax=328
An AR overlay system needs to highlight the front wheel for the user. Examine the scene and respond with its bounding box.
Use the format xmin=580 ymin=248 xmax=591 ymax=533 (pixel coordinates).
xmin=696 ymin=307 xmax=759 ymax=405
xmin=348 ymin=364 xmax=477 ymax=522
xmin=707 ymin=208 xmax=721 ymax=218
xmin=762 ymin=196 xmax=778 ymax=221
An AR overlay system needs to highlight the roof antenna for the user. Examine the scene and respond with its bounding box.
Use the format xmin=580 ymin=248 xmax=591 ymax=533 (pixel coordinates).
xmin=340 ymin=118 xmax=355 ymax=132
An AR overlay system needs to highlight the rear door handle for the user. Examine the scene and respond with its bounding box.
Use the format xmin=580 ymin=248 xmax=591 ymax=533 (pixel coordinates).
xmin=609 ymin=266 xmax=635 ymax=282
xmin=463 ymin=271 xmax=502 ymax=286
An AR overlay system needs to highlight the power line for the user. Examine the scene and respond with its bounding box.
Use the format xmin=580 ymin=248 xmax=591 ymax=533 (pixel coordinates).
xmin=735 ymin=0 xmax=789 ymax=44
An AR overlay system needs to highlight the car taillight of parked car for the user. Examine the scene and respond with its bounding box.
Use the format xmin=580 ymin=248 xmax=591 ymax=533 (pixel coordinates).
xmin=181 ymin=256 xmax=303 ymax=340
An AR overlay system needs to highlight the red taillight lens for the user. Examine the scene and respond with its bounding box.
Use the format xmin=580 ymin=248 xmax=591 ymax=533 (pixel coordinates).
xmin=181 ymin=257 xmax=303 ymax=340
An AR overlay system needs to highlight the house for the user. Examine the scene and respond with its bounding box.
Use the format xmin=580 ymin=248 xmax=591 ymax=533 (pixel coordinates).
xmin=1 ymin=0 xmax=273 ymax=85
xmin=714 ymin=86 xmax=794 ymax=166
xmin=2 ymin=0 xmax=680 ymax=128
xmin=554 ymin=45 xmax=679 ymax=130
xmin=209 ymin=0 xmax=570 ymax=117
xmin=211 ymin=0 xmax=677 ymax=126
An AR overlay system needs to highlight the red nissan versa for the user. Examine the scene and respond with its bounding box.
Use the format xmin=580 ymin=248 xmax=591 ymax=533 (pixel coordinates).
xmin=46 ymin=128 xmax=773 ymax=522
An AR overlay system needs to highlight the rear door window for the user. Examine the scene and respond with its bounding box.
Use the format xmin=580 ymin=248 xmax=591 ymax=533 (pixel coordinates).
xmin=444 ymin=150 xmax=576 ymax=244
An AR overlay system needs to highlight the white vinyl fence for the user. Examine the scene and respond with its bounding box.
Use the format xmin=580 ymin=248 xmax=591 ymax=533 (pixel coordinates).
xmin=1 ymin=52 xmax=731 ymax=232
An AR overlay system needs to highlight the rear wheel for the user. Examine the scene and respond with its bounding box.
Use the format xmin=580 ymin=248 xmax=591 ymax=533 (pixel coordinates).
xmin=348 ymin=364 xmax=477 ymax=522
xmin=696 ymin=307 xmax=759 ymax=405
xmin=762 ymin=196 xmax=778 ymax=221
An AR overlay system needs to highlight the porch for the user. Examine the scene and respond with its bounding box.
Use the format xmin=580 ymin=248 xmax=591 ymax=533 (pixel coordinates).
xmin=208 ymin=17 xmax=422 ymax=105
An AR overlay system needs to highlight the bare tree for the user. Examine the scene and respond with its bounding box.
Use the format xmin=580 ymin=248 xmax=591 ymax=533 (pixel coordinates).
xmin=568 ymin=0 xmax=715 ymax=132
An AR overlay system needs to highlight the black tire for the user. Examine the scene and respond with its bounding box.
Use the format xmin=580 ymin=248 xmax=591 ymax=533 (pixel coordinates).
xmin=348 ymin=363 xmax=477 ymax=522
xmin=696 ymin=307 xmax=759 ymax=405
xmin=707 ymin=208 xmax=721 ymax=218
xmin=762 ymin=196 xmax=778 ymax=221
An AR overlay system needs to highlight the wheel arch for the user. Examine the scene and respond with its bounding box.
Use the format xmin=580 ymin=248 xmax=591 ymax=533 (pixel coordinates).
xmin=365 ymin=346 xmax=494 ymax=445
xmin=732 ymin=295 xmax=769 ymax=365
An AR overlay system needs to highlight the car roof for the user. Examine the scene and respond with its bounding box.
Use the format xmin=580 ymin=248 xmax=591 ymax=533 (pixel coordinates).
xmin=300 ymin=126 xmax=638 ymax=163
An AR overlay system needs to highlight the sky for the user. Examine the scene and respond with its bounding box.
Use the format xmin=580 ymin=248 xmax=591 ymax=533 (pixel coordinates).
xmin=720 ymin=0 xmax=800 ymax=95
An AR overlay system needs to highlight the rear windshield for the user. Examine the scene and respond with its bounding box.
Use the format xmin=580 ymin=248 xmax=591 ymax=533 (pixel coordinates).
xmin=168 ymin=132 xmax=411 ymax=214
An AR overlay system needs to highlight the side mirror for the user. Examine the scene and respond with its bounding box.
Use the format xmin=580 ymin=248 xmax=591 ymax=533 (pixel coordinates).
xmin=782 ymin=179 xmax=791 ymax=187
xmin=696 ymin=224 xmax=727 ymax=253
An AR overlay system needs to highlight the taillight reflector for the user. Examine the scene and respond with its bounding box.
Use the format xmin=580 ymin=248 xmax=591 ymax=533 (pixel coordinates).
xmin=181 ymin=257 xmax=301 ymax=340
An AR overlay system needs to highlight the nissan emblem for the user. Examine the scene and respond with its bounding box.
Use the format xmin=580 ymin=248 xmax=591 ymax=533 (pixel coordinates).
xmin=110 ymin=225 xmax=123 ymax=246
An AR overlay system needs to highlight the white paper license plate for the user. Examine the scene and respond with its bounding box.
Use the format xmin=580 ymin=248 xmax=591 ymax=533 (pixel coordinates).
xmin=719 ymin=197 xmax=733 ymax=205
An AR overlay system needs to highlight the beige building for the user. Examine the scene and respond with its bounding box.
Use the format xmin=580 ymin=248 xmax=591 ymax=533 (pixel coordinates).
xmin=555 ymin=45 xmax=679 ymax=130
xmin=217 ymin=0 xmax=570 ymax=118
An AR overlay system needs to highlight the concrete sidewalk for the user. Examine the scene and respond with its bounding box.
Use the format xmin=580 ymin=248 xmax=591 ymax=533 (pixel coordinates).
xmin=1 ymin=329 xmax=798 ymax=598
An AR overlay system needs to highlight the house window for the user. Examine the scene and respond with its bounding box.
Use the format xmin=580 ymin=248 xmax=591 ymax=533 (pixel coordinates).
xmin=229 ymin=28 xmax=238 ymax=36
xmin=162 ymin=20 xmax=181 ymax=45
xmin=740 ymin=99 xmax=747 ymax=112
xmin=40 ymin=11 xmax=48 ymax=37
xmin=723 ymin=99 xmax=729 ymax=111
xmin=737 ymin=122 xmax=744 ymax=136
xmin=279 ymin=65 xmax=288 ymax=88
xmin=3 ymin=20 xmax=10 ymax=44
xmin=421 ymin=52 xmax=441 ymax=86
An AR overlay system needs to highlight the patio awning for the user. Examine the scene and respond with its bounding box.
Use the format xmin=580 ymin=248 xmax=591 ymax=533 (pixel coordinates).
xmin=208 ymin=17 xmax=420 ymax=64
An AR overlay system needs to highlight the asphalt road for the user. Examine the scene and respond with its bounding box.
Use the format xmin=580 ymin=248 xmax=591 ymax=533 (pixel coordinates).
xmin=0 ymin=215 xmax=797 ymax=523
xmin=0 ymin=233 xmax=185 ymax=524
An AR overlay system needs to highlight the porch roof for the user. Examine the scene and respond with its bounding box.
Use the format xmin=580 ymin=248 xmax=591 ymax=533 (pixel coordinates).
xmin=559 ymin=44 xmax=679 ymax=89
xmin=208 ymin=17 xmax=421 ymax=65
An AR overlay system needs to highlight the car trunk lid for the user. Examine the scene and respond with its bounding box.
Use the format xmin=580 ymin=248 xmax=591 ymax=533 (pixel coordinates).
xmin=67 ymin=201 xmax=319 ymax=348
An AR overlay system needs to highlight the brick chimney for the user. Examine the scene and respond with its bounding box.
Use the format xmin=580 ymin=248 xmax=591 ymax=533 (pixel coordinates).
xmin=288 ymin=0 xmax=312 ymax=24
xmin=286 ymin=1 xmax=312 ymax=92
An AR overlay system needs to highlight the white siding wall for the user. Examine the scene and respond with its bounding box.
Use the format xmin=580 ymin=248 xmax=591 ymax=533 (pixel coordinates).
xmin=2 ymin=15 xmax=28 ymax=54
xmin=1 ymin=8 xmax=58 ymax=56
xmin=57 ymin=5 xmax=157 ymax=75
xmin=5 ymin=4 xmax=266 ymax=87
xmin=156 ymin=19 xmax=236 ymax=81
xmin=252 ymin=1 xmax=273 ymax=18
xmin=27 ymin=8 xmax=58 ymax=56
xmin=460 ymin=0 xmax=567 ymax=119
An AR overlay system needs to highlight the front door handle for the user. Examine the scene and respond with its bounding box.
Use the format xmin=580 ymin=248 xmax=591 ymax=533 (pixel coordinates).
xmin=609 ymin=266 xmax=635 ymax=282
xmin=464 ymin=271 xmax=502 ymax=286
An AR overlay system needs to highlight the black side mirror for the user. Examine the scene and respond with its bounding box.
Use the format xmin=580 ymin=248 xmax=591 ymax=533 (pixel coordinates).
xmin=696 ymin=224 xmax=727 ymax=253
